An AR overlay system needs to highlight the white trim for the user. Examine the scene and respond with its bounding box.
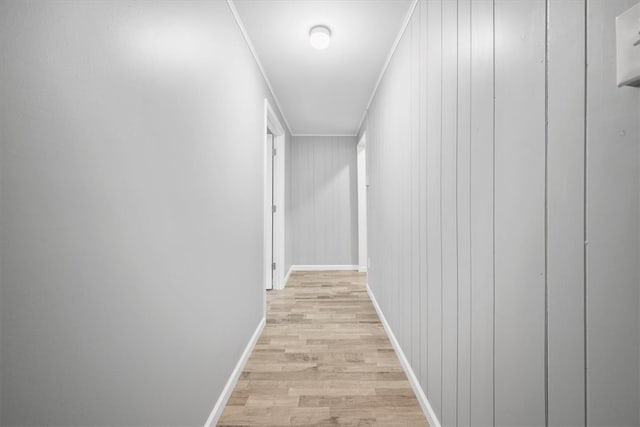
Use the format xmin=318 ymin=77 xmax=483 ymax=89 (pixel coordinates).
xmin=358 ymin=267 xmax=368 ymax=273
xmin=366 ymin=283 xmax=442 ymax=427
xmin=291 ymin=134 xmax=358 ymax=137
xmin=283 ymin=266 xmax=293 ymax=288
xmin=264 ymin=99 xmax=287 ymax=292
xmin=226 ymin=0 xmax=293 ymax=135
xmin=356 ymin=0 xmax=419 ymax=134
xmin=290 ymin=265 xmax=358 ymax=271
xmin=203 ymin=317 xmax=266 ymax=427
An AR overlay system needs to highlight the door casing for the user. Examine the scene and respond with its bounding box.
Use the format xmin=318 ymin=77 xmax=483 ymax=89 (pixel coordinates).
xmin=263 ymin=99 xmax=286 ymax=296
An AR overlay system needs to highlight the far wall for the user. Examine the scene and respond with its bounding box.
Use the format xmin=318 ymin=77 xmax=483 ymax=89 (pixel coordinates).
xmin=287 ymin=136 xmax=358 ymax=268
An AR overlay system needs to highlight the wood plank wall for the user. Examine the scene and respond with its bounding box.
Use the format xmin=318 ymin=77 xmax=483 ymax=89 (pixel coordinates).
xmin=360 ymin=0 xmax=640 ymax=425
xmin=289 ymin=136 xmax=358 ymax=266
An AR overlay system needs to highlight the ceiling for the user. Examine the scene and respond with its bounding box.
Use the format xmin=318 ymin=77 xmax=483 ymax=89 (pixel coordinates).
xmin=233 ymin=0 xmax=413 ymax=136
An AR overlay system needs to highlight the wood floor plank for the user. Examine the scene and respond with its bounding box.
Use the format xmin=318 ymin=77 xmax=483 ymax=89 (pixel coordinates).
xmin=217 ymin=271 xmax=429 ymax=427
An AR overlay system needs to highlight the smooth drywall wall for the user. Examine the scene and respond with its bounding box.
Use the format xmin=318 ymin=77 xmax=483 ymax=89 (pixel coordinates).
xmin=289 ymin=136 xmax=358 ymax=266
xmin=360 ymin=0 xmax=640 ymax=425
xmin=0 ymin=1 xmax=288 ymax=425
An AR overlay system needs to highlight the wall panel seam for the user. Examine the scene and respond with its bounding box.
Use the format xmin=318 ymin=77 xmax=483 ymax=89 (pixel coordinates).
xmin=440 ymin=0 xmax=445 ymax=415
xmin=468 ymin=1 xmax=473 ymax=422
xmin=583 ymin=1 xmax=588 ymax=424
xmin=455 ymin=1 xmax=460 ymax=425
xmin=544 ymin=0 xmax=550 ymax=425
xmin=425 ymin=0 xmax=430 ymax=390
xmin=491 ymin=1 xmax=496 ymax=425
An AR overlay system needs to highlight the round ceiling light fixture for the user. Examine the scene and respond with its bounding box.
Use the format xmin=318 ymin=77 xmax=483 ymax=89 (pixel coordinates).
xmin=309 ymin=25 xmax=331 ymax=50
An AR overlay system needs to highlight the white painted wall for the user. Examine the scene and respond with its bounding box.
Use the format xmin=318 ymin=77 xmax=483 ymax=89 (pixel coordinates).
xmin=586 ymin=1 xmax=640 ymax=424
xmin=289 ymin=136 xmax=358 ymax=267
xmin=547 ymin=1 xmax=587 ymax=423
xmin=360 ymin=0 xmax=640 ymax=425
xmin=0 ymin=1 xmax=289 ymax=425
xmin=356 ymin=139 xmax=368 ymax=272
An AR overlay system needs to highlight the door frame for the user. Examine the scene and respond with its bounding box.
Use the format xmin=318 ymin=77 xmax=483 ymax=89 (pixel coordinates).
xmin=357 ymin=133 xmax=368 ymax=273
xmin=263 ymin=99 xmax=286 ymax=292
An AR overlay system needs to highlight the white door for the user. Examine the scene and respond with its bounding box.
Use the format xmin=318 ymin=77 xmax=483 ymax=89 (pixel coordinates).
xmin=266 ymin=133 xmax=275 ymax=290
xmin=270 ymin=133 xmax=278 ymax=290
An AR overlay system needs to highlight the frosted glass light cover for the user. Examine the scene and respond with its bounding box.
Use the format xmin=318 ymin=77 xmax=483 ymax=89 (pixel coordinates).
xmin=309 ymin=26 xmax=331 ymax=50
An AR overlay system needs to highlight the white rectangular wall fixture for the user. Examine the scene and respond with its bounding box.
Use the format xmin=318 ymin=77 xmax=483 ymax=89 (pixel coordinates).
xmin=616 ymin=2 xmax=640 ymax=87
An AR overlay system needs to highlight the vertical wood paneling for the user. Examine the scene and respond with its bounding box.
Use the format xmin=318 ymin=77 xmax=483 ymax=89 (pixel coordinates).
xmin=362 ymin=1 xmax=640 ymax=426
xmin=441 ymin=0 xmax=459 ymax=425
xmin=456 ymin=1 xmax=472 ymax=425
xmin=547 ymin=1 xmax=586 ymax=425
xmin=469 ymin=1 xmax=494 ymax=425
xmin=397 ymin=30 xmax=413 ymax=357
xmin=410 ymin=4 xmax=422 ymax=374
xmin=418 ymin=0 xmax=430 ymax=393
xmin=368 ymin=49 xmax=400 ymax=336
xmin=386 ymin=46 xmax=404 ymax=337
xmin=493 ymin=0 xmax=547 ymax=425
xmin=426 ymin=0 xmax=444 ymax=418
xmin=289 ymin=136 xmax=358 ymax=266
xmin=312 ymin=137 xmax=324 ymax=261
xmin=586 ymin=1 xmax=640 ymax=425
xmin=298 ymin=136 xmax=315 ymax=262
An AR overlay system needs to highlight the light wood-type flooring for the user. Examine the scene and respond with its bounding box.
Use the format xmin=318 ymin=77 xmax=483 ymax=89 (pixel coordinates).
xmin=218 ymin=270 xmax=429 ymax=426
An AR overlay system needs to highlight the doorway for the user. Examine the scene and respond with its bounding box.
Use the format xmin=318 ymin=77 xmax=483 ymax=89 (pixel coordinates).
xmin=357 ymin=133 xmax=368 ymax=272
xmin=264 ymin=99 xmax=286 ymax=291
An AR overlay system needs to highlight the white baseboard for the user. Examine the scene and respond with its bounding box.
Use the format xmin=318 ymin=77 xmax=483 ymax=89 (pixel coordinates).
xmin=204 ymin=317 xmax=266 ymax=427
xmin=366 ymin=283 xmax=442 ymax=427
xmin=358 ymin=266 xmax=368 ymax=273
xmin=290 ymin=265 xmax=358 ymax=271
xmin=282 ymin=266 xmax=293 ymax=289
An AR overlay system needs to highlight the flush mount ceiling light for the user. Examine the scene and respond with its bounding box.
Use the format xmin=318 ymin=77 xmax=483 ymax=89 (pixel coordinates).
xmin=309 ymin=25 xmax=331 ymax=50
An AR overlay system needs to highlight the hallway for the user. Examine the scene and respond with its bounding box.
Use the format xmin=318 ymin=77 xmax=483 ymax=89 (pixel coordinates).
xmin=1 ymin=0 xmax=639 ymax=426
xmin=218 ymin=271 xmax=428 ymax=426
